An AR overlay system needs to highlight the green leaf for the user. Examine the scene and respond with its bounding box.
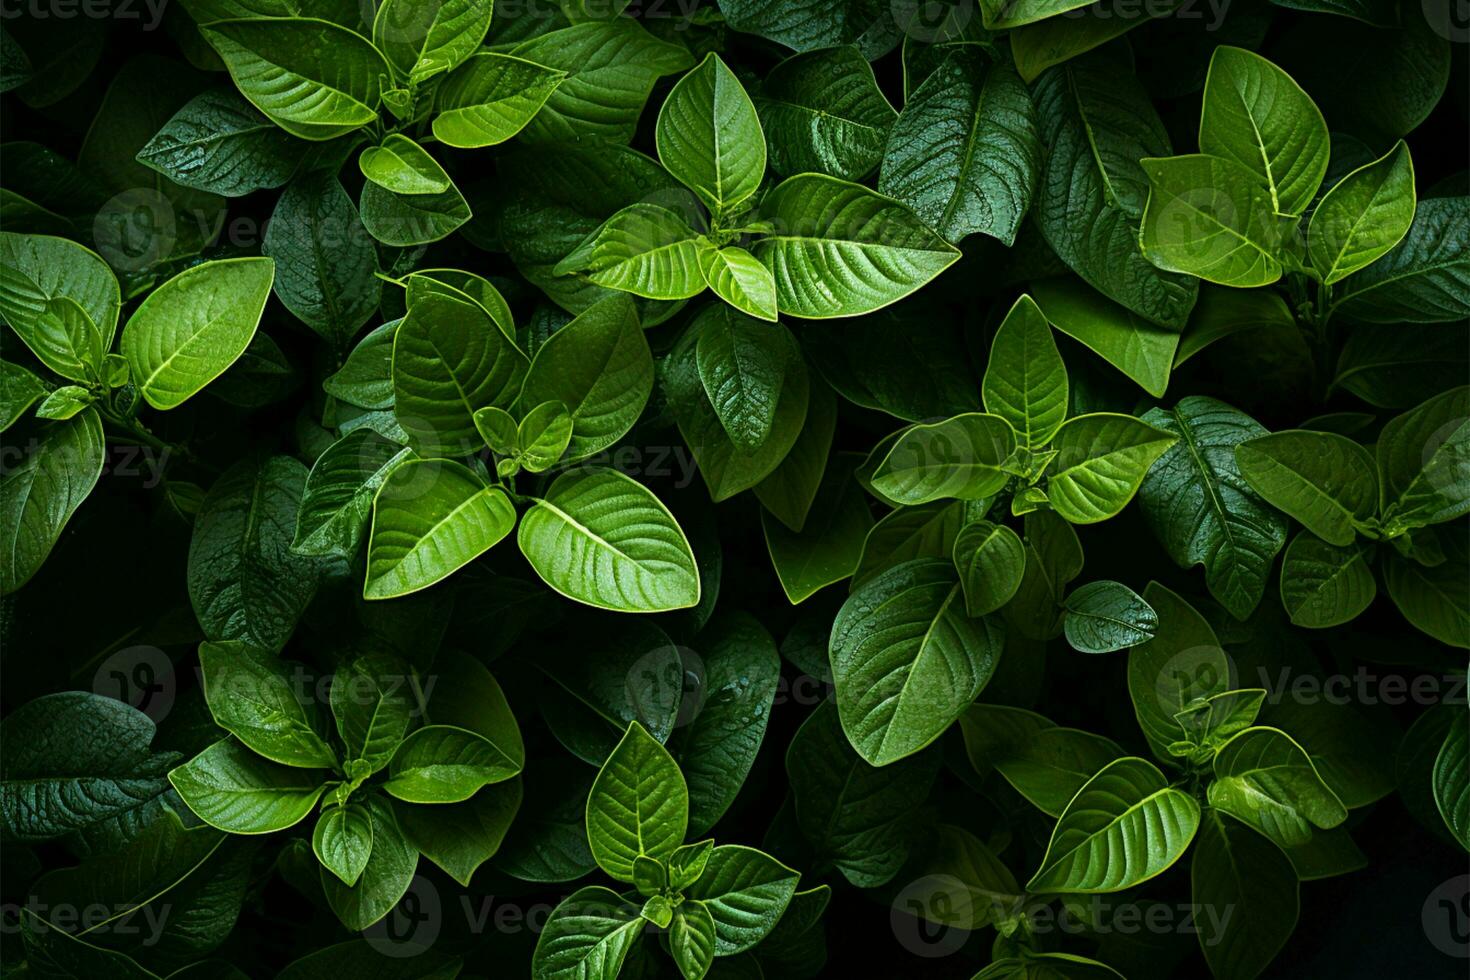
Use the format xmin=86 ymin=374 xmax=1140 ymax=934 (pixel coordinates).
xmin=699 ymin=245 xmax=778 ymax=321
xmin=554 ymin=203 xmax=710 ymax=301
xmin=0 ymin=409 xmax=105 ymax=592
xmin=532 ymin=886 xmax=643 ymax=980
xmin=1235 ymin=430 xmax=1378 ymax=547
xmin=0 ymin=692 xmax=173 ymax=844
xmin=21 ymin=297 xmax=106 ymax=385
xmin=359 ymin=164 xmax=471 ymax=247
xmin=0 ymin=359 xmax=47 ymax=430
xmin=657 ymin=53 xmax=766 ymax=216
xmin=534 ymin=620 xmax=683 ymax=765
xmin=878 ymin=47 xmax=1040 ymax=246
xmin=203 ymin=18 xmax=388 ymax=140
xmin=640 ymin=890 xmax=671 ymax=926
xmin=19 ymin=908 xmax=164 ymax=979
xmin=199 ymin=641 xmax=335 ymax=768
xmin=762 ymin=453 xmax=873 ymax=603
xmin=685 ymin=845 xmax=799 ymax=954
xmin=292 ymin=430 xmax=415 ymax=559
xmin=121 ymin=257 xmax=273 ymax=410
xmin=1331 ymin=322 xmax=1468 ymax=409
xmin=669 ymin=840 xmax=714 ymax=892
xmin=982 ymin=295 xmax=1067 ymax=448
xmin=358 ymin=135 xmax=451 ymax=195
xmin=320 ymin=796 xmax=417 ymax=931
xmin=753 ymin=376 xmax=838 ymax=532
xmin=962 ymin=708 xmax=1123 ymax=818
xmin=952 ymin=520 xmax=1025 ymax=618
xmin=1173 ymin=689 xmax=1266 ymax=749
xmin=1208 ymin=727 xmax=1348 ymax=848
xmin=1031 ymin=44 xmax=1197 ymax=328
xmin=511 ymin=21 xmax=693 ymax=144
xmin=751 ymin=173 xmax=960 ymax=318
xmin=397 ymin=779 xmax=522 ymax=886
xmin=980 ymin=0 xmax=1094 ymax=28
xmin=1004 ymin=510 xmax=1083 ymax=640
xmin=1328 ymin=196 xmax=1469 ymax=325
xmin=870 ymin=413 xmax=1014 ymax=505
xmin=519 ymin=293 xmax=653 ymax=463
xmin=1261 ymin=697 xmax=1397 ymax=809
xmin=313 ymin=803 xmax=373 ymax=887
xmin=514 ymin=401 xmax=574 ymax=472
xmin=665 ymin=306 xmax=810 ymax=500
xmin=1046 ymin=413 xmax=1177 ymax=524
xmin=670 ymin=900 xmax=716 ymax=980
xmin=1138 ymin=398 xmax=1289 ymax=619
xmin=0 ymin=232 xmax=120 ymax=365
xmin=331 ymin=654 xmax=414 ymax=775
xmin=786 ymin=700 xmax=940 ymax=888
xmin=1432 ymin=707 xmax=1469 ymax=851
xmin=831 ymin=558 xmax=1003 ymax=766
xmin=1192 ymin=810 xmax=1298 ymax=980
xmin=518 ymin=467 xmax=701 ymax=612
xmin=1064 ymin=580 xmax=1157 ymax=653
xmin=371 ymin=0 xmax=492 ymax=82
xmin=324 ymin=321 xmax=397 ymax=409
xmin=1279 ymin=533 xmax=1377 ymax=629
xmin=694 ymin=304 xmax=793 ymax=451
xmin=755 ymin=45 xmax=895 ymax=182
xmin=136 ymin=89 xmax=304 ymax=197
xmin=1383 ymin=547 xmax=1470 ymax=649
xmin=855 ymin=500 xmax=971 ymax=587
xmin=1308 ymin=140 xmax=1416 ymax=284
xmin=1376 ymin=386 xmax=1470 ymax=534
xmin=1026 ymin=756 xmax=1200 ymax=894
xmin=1199 ymin=46 xmax=1328 ymax=216
xmin=670 ymin=614 xmax=781 ymax=835
xmin=364 ymin=459 xmax=516 ymax=599
xmin=432 ymin=56 xmax=564 ymax=149
xmin=1175 ymin=285 xmax=1296 ymax=369
xmin=188 ymin=456 xmax=322 ymax=654
xmin=169 ymin=738 xmax=327 ymax=834
xmin=1139 ymin=154 xmax=1289 ymax=287
xmin=1030 ymin=277 xmax=1180 ymax=398
xmin=1010 ymin=2 xmax=1175 ymax=83
xmin=587 ymin=721 xmax=688 ymax=881
xmin=392 ymin=291 xmax=528 ymax=455
xmin=384 ymin=724 xmax=521 ymax=803
xmin=1127 ymin=583 xmax=1232 ymax=761
xmin=433 ymin=52 xmax=567 ymax=148
xmin=262 ymin=173 xmax=379 ymax=350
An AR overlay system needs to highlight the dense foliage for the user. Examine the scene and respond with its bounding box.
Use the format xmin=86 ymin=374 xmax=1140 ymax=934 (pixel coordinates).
xmin=1 ymin=1 xmax=1467 ymax=978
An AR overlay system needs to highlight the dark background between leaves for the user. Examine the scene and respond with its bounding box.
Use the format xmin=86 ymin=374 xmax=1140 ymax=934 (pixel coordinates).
xmin=2 ymin=0 xmax=1467 ymax=977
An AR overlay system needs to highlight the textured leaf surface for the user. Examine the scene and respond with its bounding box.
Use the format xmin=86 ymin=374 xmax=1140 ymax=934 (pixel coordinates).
xmin=1139 ymin=398 xmax=1289 ymax=618
xmin=518 ymin=468 xmax=700 ymax=612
